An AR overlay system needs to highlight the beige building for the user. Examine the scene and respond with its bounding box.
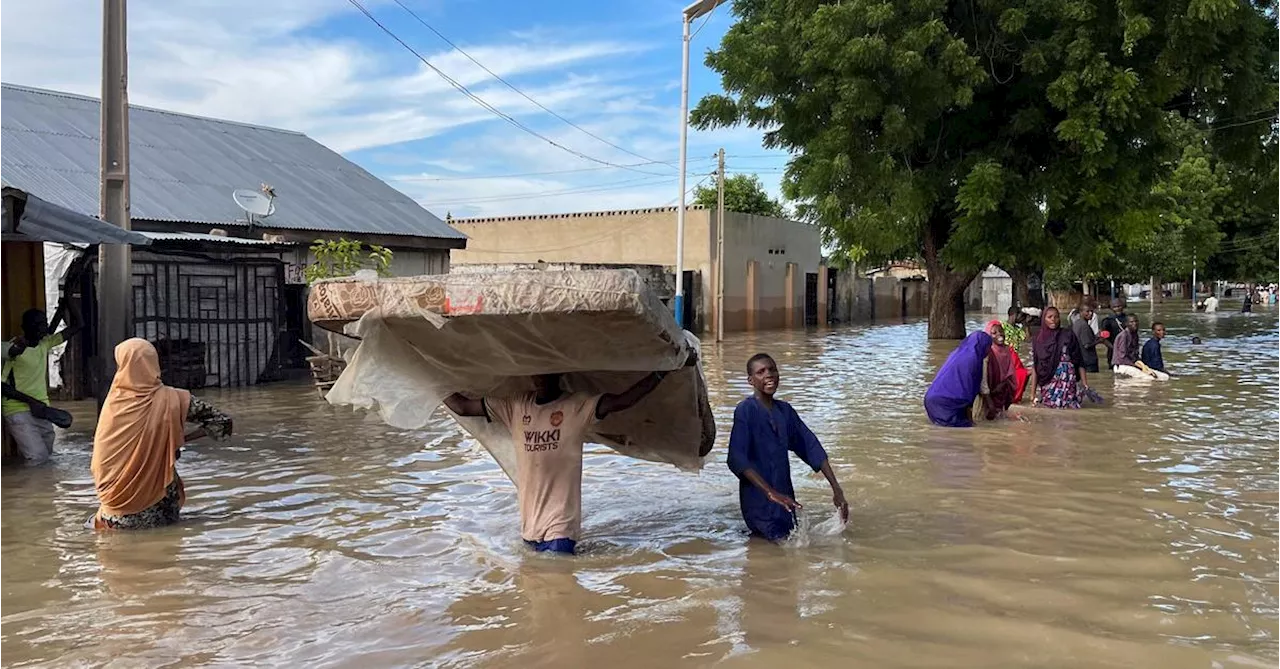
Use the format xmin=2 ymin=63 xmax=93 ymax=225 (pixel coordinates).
xmin=450 ymin=206 xmax=826 ymax=333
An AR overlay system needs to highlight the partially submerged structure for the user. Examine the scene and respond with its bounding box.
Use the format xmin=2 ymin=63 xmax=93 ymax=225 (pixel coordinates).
xmin=450 ymin=207 xmax=827 ymax=333
xmin=1 ymin=186 xmax=153 ymax=458
xmin=1 ymin=83 xmax=464 ymax=392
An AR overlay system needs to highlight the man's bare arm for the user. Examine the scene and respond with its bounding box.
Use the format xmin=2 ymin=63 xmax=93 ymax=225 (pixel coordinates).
xmin=596 ymin=349 xmax=699 ymax=419
xmin=596 ymin=372 xmax=666 ymax=419
xmin=443 ymin=393 xmax=485 ymax=417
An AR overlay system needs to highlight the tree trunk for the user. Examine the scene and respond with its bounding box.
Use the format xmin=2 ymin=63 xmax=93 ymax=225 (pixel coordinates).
xmin=922 ymin=216 xmax=978 ymax=339
xmin=1008 ymin=266 xmax=1031 ymax=308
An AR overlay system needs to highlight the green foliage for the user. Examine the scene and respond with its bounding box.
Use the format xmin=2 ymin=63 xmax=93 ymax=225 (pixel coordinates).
xmin=693 ymin=173 xmax=788 ymax=218
xmin=1105 ymin=124 xmax=1229 ymax=282
xmin=304 ymin=238 xmax=394 ymax=284
xmin=692 ymin=0 xmax=1277 ymax=332
xmin=1204 ymin=131 xmax=1280 ymax=283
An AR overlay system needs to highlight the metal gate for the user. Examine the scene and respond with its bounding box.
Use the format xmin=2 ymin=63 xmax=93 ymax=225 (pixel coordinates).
xmin=131 ymin=257 xmax=286 ymax=388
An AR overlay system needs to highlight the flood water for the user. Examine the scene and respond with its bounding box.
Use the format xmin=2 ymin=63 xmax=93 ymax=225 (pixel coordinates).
xmin=3 ymin=306 xmax=1277 ymax=668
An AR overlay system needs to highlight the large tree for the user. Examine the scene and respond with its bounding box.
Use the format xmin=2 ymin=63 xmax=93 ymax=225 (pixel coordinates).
xmin=693 ymin=173 xmax=788 ymax=217
xmin=692 ymin=0 xmax=1277 ymax=337
xmin=1203 ymin=132 xmax=1279 ymax=283
xmin=1106 ymin=121 xmax=1231 ymax=285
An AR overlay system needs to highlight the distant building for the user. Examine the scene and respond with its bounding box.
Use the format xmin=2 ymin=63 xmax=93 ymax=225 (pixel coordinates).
xmin=965 ymin=265 xmax=1014 ymax=315
xmin=1 ymin=83 xmax=464 ymax=391
xmin=450 ymin=206 xmax=826 ymax=333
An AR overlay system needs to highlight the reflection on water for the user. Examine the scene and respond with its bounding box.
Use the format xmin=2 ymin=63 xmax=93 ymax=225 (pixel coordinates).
xmin=3 ymin=308 xmax=1277 ymax=668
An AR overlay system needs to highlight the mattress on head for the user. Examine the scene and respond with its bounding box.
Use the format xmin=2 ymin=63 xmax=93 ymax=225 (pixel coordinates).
xmin=308 ymin=270 xmax=716 ymax=481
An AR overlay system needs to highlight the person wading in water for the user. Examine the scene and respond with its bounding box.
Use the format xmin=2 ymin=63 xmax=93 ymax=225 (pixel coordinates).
xmin=444 ymin=353 xmax=697 ymax=555
xmin=726 ymin=353 xmax=848 ymax=541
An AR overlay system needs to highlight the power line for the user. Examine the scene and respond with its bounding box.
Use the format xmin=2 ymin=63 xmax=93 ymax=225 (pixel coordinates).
xmin=386 ymin=157 xmax=717 ymax=182
xmin=1212 ymin=234 xmax=1277 ymax=251
xmin=689 ymin=3 xmax=720 ymax=40
xmin=418 ymin=175 xmax=677 ymax=206
xmin=388 ymin=0 xmax=672 ymax=169
xmin=1206 ymin=114 xmax=1278 ymax=132
xmin=346 ymin=0 xmax=668 ymax=176
xmin=662 ymin=175 xmax=712 ymax=207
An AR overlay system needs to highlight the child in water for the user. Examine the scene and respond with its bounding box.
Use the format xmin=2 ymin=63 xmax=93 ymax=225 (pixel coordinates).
xmin=726 ymin=353 xmax=849 ymax=541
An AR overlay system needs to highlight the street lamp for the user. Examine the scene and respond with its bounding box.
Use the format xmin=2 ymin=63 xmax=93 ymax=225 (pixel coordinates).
xmin=674 ymin=0 xmax=726 ymax=329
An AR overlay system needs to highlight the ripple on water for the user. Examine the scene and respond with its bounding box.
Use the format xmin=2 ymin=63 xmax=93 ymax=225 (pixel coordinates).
xmin=1 ymin=309 xmax=1276 ymax=668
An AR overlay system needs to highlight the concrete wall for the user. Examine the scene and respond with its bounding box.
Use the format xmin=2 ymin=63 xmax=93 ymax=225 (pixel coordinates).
xmin=452 ymin=208 xmax=715 ymax=268
xmin=718 ymin=212 xmax=822 ymax=331
xmin=981 ymin=276 xmax=1013 ymax=315
xmin=450 ymin=207 xmax=822 ymax=333
xmin=387 ymin=249 xmax=450 ymax=277
xmin=831 ymin=271 xmax=929 ymax=323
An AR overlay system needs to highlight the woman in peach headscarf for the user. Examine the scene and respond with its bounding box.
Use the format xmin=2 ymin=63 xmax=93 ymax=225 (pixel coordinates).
xmin=91 ymin=339 xmax=232 ymax=530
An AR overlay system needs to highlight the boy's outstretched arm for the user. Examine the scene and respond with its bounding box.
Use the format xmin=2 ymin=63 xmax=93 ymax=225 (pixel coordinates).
xmin=818 ymin=459 xmax=849 ymax=522
xmin=790 ymin=409 xmax=848 ymax=522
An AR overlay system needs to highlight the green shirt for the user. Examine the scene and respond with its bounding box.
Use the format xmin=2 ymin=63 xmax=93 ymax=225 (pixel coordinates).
xmin=1 ymin=333 xmax=64 ymax=416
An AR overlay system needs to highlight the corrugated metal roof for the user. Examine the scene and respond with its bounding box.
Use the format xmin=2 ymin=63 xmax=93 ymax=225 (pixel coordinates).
xmin=138 ymin=231 xmax=294 ymax=246
xmin=2 ymin=188 xmax=152 ymax=245
xmin=0 ymin=84 xmax=464 ymax=242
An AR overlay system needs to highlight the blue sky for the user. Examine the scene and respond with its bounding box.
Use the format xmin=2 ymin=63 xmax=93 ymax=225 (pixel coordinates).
xmin=1 ymin=0 xmax=790 ymax=219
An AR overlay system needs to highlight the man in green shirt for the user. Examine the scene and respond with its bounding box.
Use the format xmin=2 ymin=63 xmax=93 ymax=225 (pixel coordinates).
xmin=2 ymin=307 xmax=80 ymax=464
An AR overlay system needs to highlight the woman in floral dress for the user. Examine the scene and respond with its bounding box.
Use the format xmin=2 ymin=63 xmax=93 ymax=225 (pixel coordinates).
xmin=1030 ymin=307 xmax=1089 ymax=409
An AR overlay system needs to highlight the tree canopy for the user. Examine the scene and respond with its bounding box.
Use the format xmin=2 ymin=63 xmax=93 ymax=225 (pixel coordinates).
xmin=692 ymin=0 xmax=1277 ymax=337
xmin=693 ymin=173 xmax=788 ymax=218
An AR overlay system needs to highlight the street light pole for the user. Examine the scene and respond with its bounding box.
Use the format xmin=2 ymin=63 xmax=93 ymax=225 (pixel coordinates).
xmin=674 ymin=0 xmax=725 ymax=330
xmin=674 ymin=13 xmax=691 ymax=328
xmin=715 ymin=147 xmax=725 ymax=342
xmin=1191 ymin=248 xmax=1197 ymax=307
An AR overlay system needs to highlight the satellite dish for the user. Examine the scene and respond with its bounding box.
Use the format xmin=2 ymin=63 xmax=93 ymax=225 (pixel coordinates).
xmin=233 ymin=189 xmax=275 ymax=217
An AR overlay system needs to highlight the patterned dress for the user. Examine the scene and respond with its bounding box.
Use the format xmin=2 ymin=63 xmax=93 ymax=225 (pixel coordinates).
xmin=96 ymin=396 xmax=231 ymax=530
xmin=1038 ymin=350 xmax=1082 ymax=409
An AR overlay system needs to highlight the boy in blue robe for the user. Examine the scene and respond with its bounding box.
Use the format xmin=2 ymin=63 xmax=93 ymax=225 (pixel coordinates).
xmin=727 ymin=353 xmax=849 ymax=541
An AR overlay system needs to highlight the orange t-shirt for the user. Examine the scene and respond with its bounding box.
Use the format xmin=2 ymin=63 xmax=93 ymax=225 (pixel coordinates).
xmin=485 ymin=392 xmax=600 ymax=542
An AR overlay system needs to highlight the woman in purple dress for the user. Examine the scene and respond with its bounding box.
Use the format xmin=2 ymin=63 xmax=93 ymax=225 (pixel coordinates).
xmin=923 ymin=330 xmax=994 ymax=427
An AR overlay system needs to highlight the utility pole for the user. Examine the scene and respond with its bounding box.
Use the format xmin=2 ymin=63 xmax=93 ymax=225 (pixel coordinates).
xmin=1191 ymin=248 xmax=1197 ymax=307
xmin=98 ymin=0 xmax=132 ymax=405
xmin=715 ymin=148 xmax=725 ymax=342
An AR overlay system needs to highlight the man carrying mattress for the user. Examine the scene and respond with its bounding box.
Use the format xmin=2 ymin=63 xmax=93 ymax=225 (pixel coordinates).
xmin=444 ymin=354 xmax=698 ymax=555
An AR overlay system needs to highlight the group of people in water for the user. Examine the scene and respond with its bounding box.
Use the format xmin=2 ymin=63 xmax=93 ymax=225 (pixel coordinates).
xmin=923 ymin=298 xmax=1173 ymax=427
xmin=3 ymin=309 xmax=234 ymax=531
xmin=6 ymin=305 xmax=845 ymax=554
xmin=0 ymin=293 xmax=1218 ymax=554
xmin=444 ymin=351 xmax=848 ymax=554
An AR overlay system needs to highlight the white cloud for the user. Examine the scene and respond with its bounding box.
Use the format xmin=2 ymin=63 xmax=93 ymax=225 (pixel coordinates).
xmin=0 ymin=0 xmax=789 ymax=218
xmin=0 ymin=1 xmax=650 ymax=152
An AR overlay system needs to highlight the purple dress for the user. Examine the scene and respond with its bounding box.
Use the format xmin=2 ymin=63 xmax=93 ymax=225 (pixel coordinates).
xmin=923 ymin=331 xmax=993 ymax=428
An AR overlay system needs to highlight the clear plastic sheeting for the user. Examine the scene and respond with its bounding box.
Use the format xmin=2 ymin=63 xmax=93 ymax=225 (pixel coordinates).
xmin=310 ymin=270 xmax=716 ymax=483
xmin=43 ymin=242 xmax=84 ymax=389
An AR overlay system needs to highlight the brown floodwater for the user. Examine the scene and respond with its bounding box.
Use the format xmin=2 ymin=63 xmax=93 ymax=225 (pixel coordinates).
xmin=3 ymin=307 xmax=1277 ymax=668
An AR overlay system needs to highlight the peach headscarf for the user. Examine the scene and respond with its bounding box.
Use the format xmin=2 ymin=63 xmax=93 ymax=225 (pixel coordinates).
xmin=91 ymin=338 xmax=191 ymax=522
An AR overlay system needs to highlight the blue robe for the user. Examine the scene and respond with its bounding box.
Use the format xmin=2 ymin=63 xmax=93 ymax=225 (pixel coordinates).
xmin=726 ymin=396 xmax=829 ymax=540
xmin=923 ymin=331 xmax=993 ymax=427
xmin=1141 ymin=338 xmax=1165 ymax=372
